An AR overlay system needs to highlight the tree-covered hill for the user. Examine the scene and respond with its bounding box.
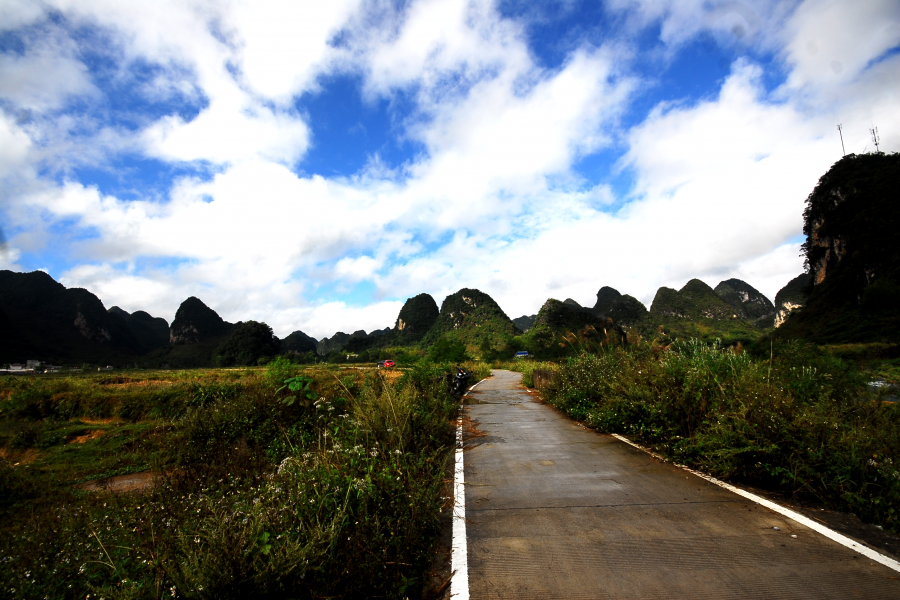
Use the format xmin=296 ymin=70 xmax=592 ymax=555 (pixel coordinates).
xmin=513 ymin=314 xmax=537 ymax=332
xmin=592 ymin=286 xmax=623 ymax=316
xmin=714 ymin=278 xmax=775 ymax=328
xmin=214 ymin=320 xmax=281 ymax=366
xmin=592 ymin=286 xmax=648 ymax=326
xmin=423 ymin=288 xmax=520 ymax=347
xmin=282 ymin=330 xmax=318 ymax=354
xmin=141 ymin=296 xmax=235 ymax=368
xmin=641 ymin=279 xmax=762 ymax=344
xmin=0 ymin=270 xmax=143 ymax=364
xmin=169 ymin=296 xmax=234 ymax=344
xmin=108 ymin=306 xmax=170 ymax=354
xmin=531 ymin=298 xmax=605 ymax=333
xmin=395 ymin=293 xmax=439 ymax=340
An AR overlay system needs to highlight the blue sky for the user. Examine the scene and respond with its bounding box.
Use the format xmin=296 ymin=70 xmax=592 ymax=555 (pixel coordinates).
xmin=1 ymin=0 xmax=898 ymax=339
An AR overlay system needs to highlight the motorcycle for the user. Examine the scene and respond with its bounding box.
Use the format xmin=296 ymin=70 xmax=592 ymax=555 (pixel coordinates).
xmin=448 ymin=365 xmax=472 ymax=396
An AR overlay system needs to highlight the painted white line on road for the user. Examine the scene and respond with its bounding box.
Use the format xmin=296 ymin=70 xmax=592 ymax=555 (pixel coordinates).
xmin=450 ymin=415 xmax=469 ymax=599
xmin=450 ymin=377 xmax=487 ymax=599
xmin=611 ymin=433 xmax=900 ymax=573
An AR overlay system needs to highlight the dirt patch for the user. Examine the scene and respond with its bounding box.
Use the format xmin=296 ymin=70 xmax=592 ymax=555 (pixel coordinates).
xmin=0 ymin=448 xmax=40 ymax=465
xmin=74 ymin=417 xmax=121 ymax=425
xmin=80 ymin=471 xmax=155 ymax=493
xmin=104 ymin=380 xmax=173 ymax=389
xmin=380 ymin=369 xmax=404 ymax=382
xmin=69 ymin=429 xmax=107 ymax=444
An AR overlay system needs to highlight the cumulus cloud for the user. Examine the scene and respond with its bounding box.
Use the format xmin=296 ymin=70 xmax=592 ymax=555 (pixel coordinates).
xmin=0 ymin=32 xmax=97 ymax=110
xmin=2 ymin=0 xmax=899 ymax=339
xmin=782 ymin=0 xmax=900 ymax=92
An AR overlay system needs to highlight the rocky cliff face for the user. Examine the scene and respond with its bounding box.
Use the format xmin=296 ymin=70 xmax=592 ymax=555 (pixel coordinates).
xmin=780 ymin=153 xmax=900 ymax=342
xmin=773 ymin=273 xmax=811 ymax=328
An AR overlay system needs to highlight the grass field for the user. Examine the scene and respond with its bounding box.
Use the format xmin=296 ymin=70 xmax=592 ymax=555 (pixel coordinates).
xmin=0 ymin=360 xmax=481 ymax=599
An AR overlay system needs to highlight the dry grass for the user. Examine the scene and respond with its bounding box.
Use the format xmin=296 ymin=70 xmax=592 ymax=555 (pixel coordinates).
xmin=69 ymin=429 xmax=107 ymax=444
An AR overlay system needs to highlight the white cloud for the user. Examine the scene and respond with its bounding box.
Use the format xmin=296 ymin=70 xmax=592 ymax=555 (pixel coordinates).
xmin=0 ymin=34 xmax=97 ymax=110
xmin=335 ymin=255 xmax=381 ymax=281
xmin=0 ymin=113 xmax=32 ymax=180
xmin=227 ymin=0 xmax=361 ymax=102
xmin=4 ymin=0 xmax=900 ymax=339
xmin=0 ymin=0 xmax=45 ymax=32
xmin=59 ymin=264 xmax=175 ymax=314
xmin=606 ymin=0 xmax=797 ymax=49
xmin=141 ymin=99 xmax=310 ymax=165
xmin=782 ymin=0 xmax=900 ymax=93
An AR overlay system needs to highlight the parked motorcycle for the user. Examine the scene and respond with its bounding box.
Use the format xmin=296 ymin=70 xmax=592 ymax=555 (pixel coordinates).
xmin=448 ymin=365 xmax=472 ymax=396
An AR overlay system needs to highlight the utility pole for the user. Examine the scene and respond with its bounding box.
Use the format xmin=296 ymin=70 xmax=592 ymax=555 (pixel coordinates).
xmin=837 ymin=124 xmax=845 ymax=156
xmin=870 ymin=126 xmax=880 ymax=153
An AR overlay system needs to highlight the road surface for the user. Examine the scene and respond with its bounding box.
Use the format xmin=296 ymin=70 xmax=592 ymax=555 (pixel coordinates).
xmin=460 ymin=370 xmax=900 ymax=599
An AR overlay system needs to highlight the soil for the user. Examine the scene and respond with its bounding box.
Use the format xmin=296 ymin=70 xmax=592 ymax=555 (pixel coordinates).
xmin=80 ymin=471 xmax=155 ymax=493
xmin=0 ymin=447 xmax=40 ymax=465
xmin=74 ymin=417 xmax=121 ymax=425
xmin=69 ymin=429 xmax=107 ymax=444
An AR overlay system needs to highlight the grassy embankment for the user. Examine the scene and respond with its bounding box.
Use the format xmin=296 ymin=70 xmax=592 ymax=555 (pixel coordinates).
xmin=507 ymin=341 xmax=900 ymax=534
xmin=0 ymin=359 xmax=485 ymax=599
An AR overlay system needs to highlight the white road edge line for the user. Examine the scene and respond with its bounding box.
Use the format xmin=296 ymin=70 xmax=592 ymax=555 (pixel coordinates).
xmin=611 ymin=433 xmax=900 ymax=573
xmin=450 ymin=377 xmax=485 ymax=600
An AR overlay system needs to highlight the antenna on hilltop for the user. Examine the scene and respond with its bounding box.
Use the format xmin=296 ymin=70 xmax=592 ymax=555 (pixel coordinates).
xmin=870 ymin=126 xmax=881 ymax=153
xmin=837 ymin=124 xmax=845 ymax=156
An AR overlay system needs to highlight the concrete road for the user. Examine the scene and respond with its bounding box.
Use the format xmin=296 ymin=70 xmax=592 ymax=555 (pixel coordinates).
xmin=462 ymin=370 xmax=900 ymax=599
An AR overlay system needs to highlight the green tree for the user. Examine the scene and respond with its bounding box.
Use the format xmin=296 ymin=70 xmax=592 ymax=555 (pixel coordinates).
xmin=479 ymin=335 xmax=494 ymax=360
xmin=214 ymin=321 xmax=281 ymax=366
xmin=429 ymin=335 xmax=468 ymax=363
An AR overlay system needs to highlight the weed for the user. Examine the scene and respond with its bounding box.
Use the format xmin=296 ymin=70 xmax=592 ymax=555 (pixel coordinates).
xmin=0 ymin=363 xmax=459 ymax=599
xmin=545 ymin=340 xmax=900 ymax=533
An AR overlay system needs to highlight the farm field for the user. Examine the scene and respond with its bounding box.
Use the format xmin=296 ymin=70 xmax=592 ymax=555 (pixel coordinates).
xmin=0 ymin=361 xmax=474 ymax=599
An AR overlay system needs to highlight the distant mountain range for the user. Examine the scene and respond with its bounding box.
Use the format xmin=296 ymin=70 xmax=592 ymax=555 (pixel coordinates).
xmin=0 ymin=268 xmax=804 ymax=365
xmin=3 ymin=152 xmax=895 ymax=365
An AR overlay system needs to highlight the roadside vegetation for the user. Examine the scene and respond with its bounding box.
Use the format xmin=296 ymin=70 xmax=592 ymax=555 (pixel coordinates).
xmin=0 ymin=358 xmax=484 ymax=599
xmin=528 ymin=337 xmax=900 ymax=534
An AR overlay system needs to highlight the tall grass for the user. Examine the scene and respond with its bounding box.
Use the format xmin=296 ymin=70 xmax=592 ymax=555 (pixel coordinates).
xmin=498 ymin=359 xmax=560 ymax=387
xmin=546 ymin=340 xmax=900 ymax=533
xmin=0 ymin=364 xmax=460 ymax=599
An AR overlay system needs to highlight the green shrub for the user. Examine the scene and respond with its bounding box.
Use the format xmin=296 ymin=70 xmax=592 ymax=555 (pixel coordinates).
xmin=428 ymin=336 xmax=468 ymax=363
xmin=546 ymin=340 xmax=900 ymax=533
